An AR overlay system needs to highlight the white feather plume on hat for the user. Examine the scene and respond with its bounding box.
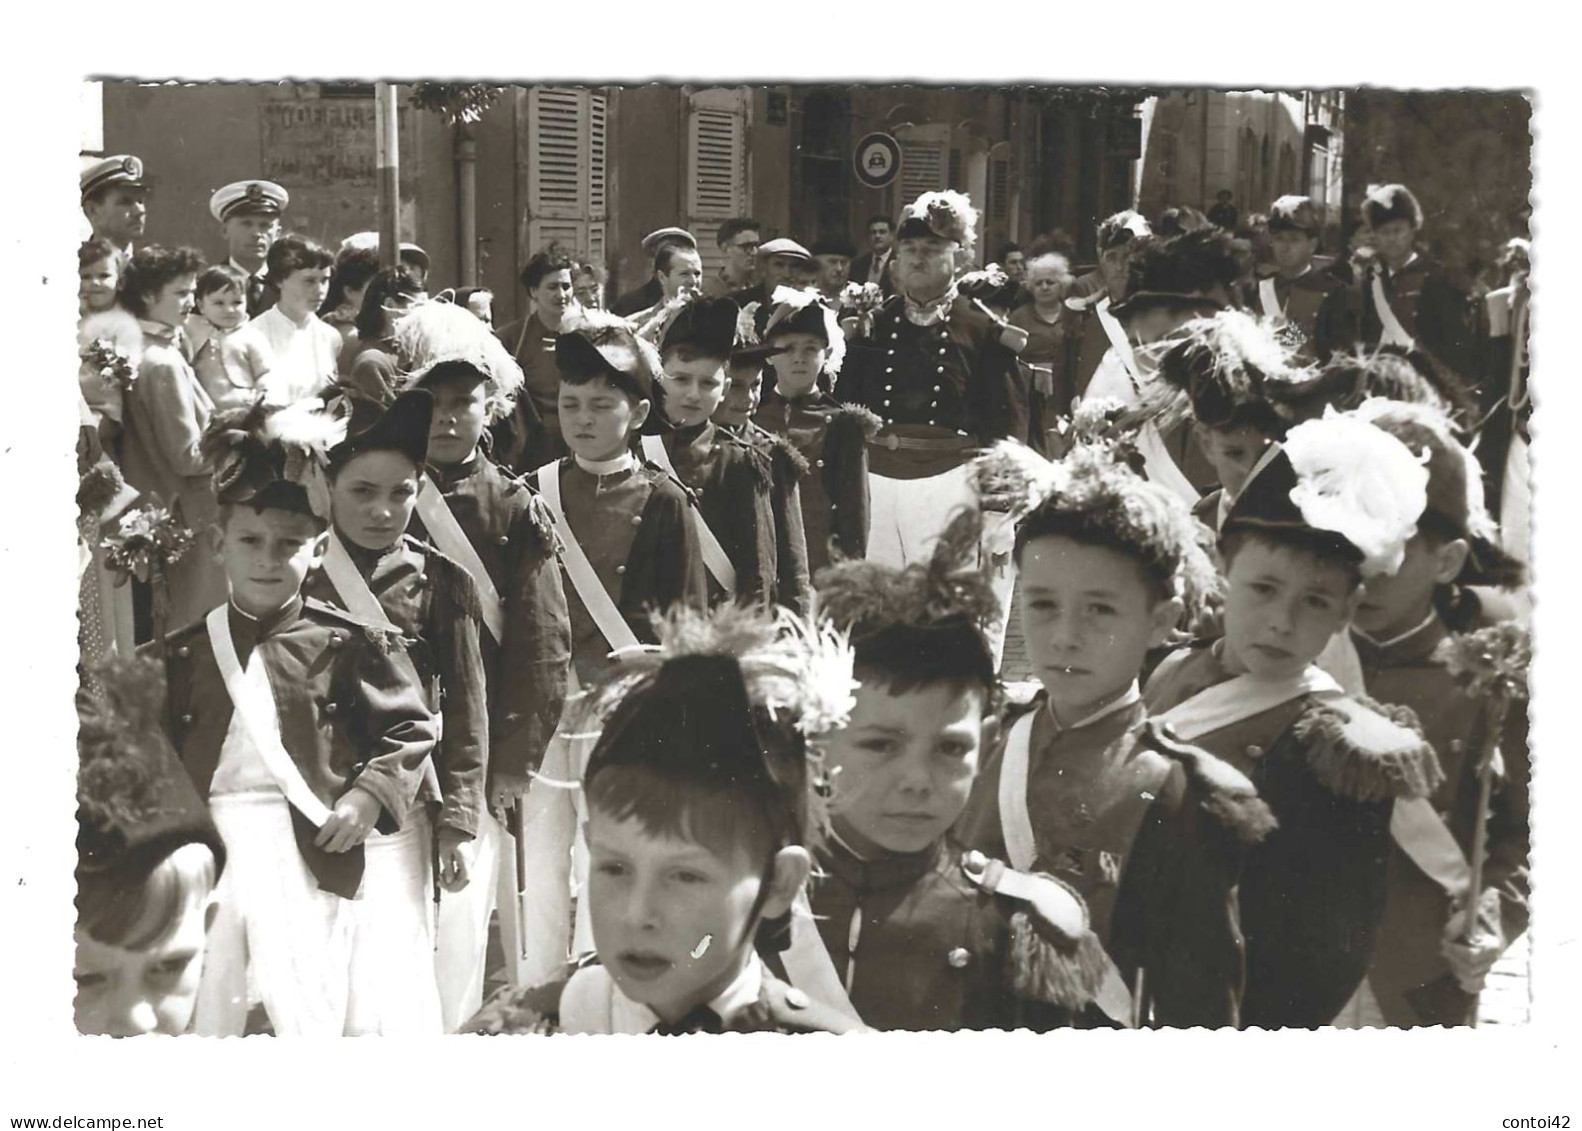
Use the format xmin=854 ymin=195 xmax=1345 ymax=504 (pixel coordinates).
xmin=393 ymin=302 xmax=524 ymax=422
xmin=1281 ymin=410 xmax=1430 ymax=578
xmin=901 ymin=190 xmax=980 ymax=253
xmin=762 ymin=286 xmax=846 ymax=378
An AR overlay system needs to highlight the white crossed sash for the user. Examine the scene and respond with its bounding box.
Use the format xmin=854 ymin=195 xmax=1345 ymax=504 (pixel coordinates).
xmin=414 ymin=475 xmax=506 ymax=642
xmin=1371 ymin=271 xmax=1415 ymax=348
xmin=537 ymin=462 xmax=642 ymax=657
xmin=206 ymin=606 xmax=332 ymax=827
xmin=1154 ymin=666 xmax=1343 ymax=741
xmin=1093 ymin=299 xmax=1200 ymax=506
xmin=1258 ymin=277 xmax=1282 ymax=319
xmin=640 ymin=434 xmax=738 ymax=595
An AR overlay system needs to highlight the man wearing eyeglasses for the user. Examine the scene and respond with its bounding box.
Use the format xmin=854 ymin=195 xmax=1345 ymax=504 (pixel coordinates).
xmin=702 ymin=218 xmax=762 ymax=299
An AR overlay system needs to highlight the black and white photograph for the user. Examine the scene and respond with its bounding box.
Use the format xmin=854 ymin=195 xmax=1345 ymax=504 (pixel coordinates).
xmin=5 ymin=22 xmax=1579 ymax=1130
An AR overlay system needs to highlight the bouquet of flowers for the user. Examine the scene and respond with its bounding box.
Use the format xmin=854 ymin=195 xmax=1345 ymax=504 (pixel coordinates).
xmin=101 ymin=497 xmax=194 ymax=587
xmin=838 ymin=281 xmax=885 ymax=339
xmin=81 ymin=337 xmax=137 ymax=394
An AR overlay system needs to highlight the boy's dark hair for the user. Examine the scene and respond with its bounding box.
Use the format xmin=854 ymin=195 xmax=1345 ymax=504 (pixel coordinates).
xmin=999 ymin=241 xmax=1022 ymax=260
xmin=851 ymin=625 xmax=998 ymax=711
xmin=717 ymin=217 xmax=761 ymax=247
xmin=655 ymin=244 xmax=695 ymax=275
xmin=263 ymin=234 xmax=333 ymax=288
xmin=78 ymin=237 xmax=122 ymax=272
xmin=119 ymin=245 xmax=208 ymax=319
xmin=559 ymin=363 xmax=648 ymax=406
xmin=195 ymin=263 xmax=248 ymax=303
xmin=320 ymin=245 xmax=381 ymax=316
xmin=355 ymin=265 xmax=424 ymax=342
xmin=520 ymin=249 xmax=575 ymax=292
xmin=1124 ymin=229 xmax=1243 ymax=302
xmin=1219 ymin=526 xmax=1364 ymax=589
xmin=1015 ymin=506 xmax=1179 ymax=607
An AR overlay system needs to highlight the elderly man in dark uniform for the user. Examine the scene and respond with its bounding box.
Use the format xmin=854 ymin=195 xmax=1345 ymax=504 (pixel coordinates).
xmin=210 ymin=179 xmax=289 ymax=318
xmin=81 ymin=155 xmax=147 ymax=258
xmin=840 ymin=189 xmax=1027 ymax=661
xmin=1247 ymin=195 xmax=1345 ymax=361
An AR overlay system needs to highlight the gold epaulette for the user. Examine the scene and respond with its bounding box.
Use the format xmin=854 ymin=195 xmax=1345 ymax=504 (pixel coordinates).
xmin=1292 ymin=695 xmax=1445 ymax=802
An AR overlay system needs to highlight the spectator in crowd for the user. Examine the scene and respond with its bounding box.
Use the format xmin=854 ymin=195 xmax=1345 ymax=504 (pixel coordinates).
xmin=80 ymin=156 xmax=147 ymax=259
xmin=186 ymin=265 xmax=274 ymax=413
xmin=447 ymin=286 xmax=494 ymax=326
xmin=731 ymin=238 xmax=814 ymax=308
xmin=342 ymin=265 xmax=426 ymax=403
xmin=1206 ymin=190 xmax=1239 ymax=230
xmin=630 ymin=242 xmax=707 ymax=329
xmin=1001 ymin=242 xmax=1027 ymax=282
xmin=611 ymin=228 xmax=697 ymax=316
xmin=400 ymin=244 xmax=431 ymax=289
xmin=571 ymin=261 xmax=604 ymax=310
xmin=209 ymin=180 xmax=288 ymax=318
xmin=810 ymin=236 xmax=855 ymax=303
xmin=702 ymin=218 xmax=762 ymax=298
xmin=497 ymin=250 xmax=579 ymax=472
xmin=1008 ymin=242 xmax=1078 ymax=449
xmin=78 ymin=237 xmax=123 ymax=319
xmin=118 ymin=244 xmax=229 ymax=628
xmin=850 ymin=213 xmax=896 ymax=297
xmin=250 ymin=235 xmax=340 ymax=405
xmin=319 ymin=244 xmax=382 ymax=366
xmin=78 ymin=238 xmax=137 ymax=445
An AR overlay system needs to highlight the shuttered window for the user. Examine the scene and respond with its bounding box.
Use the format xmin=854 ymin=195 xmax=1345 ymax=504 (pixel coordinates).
xmin=686 ymin=87 xmax=748 ymax=278
xmin=897 ymin=123 xmax=951 ymax=203
xmin=988 ymin=157 xmax=1010 ymax=223
xmin=523 ymin=87 xmax=609 ymax=262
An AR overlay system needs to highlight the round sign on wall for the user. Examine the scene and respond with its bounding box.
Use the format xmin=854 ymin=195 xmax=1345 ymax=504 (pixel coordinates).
xmin=853 ymin=132 xmax=902 ymax=189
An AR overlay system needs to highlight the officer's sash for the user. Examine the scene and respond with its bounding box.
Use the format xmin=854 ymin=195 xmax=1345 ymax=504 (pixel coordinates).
xmin=537 ymin=462 xmax=642 ymax=657
xmin=1154 ymin=666 xmax=1343 ymax=741
xmin=1091 ymin=302 xmax=1200 ymax=506
xmin=781 ymin=891 xmax=864 ymax=1025
xmin=1371 ymin=271 xmax=1415 ymax=348
xmin=997 ymin=692 xmax=1141 ymax=1027
xmin=206 ymin=606 xmax=333 ymax=828
xmin=414 ymin=475 xmax=506 ymax=643
xmin=1258 ymin=277 xmax=1282 ymax=319
xmin=640 ymin=434 xmax=738 ymax=595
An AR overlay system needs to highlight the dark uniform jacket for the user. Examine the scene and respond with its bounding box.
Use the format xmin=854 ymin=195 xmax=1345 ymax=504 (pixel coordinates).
xmin=751 ymin=390 xmax=879 ymax=578
xmin=462 ymin=960 xmax=869 ymax=1034
xmin=161 ymin=595 xmax=439 ymax=898
xmin=491 ymin=314 xmax=569 ymax=474
xmin=610 ymin=278 xmax=663 ymax=318
xmin=413 ymin=454 xmax=572 ymax=782
xmin=725 ymin=419 xmax=813 ymax=615
xmin=1144 ymin=642 xmax=1443 ymax=1028
xmin=528 ymin=457 xmax=707 ymax=686
xmin=957 ymin=693 xmax=1275 ymax=1028
xmin=651 ymin=422 xmax=778 ymax=611
xmin=806 ymin=835 xmax=1107 ymax=1032
xmin=1317 ymin=253 xmax=1474 ymax=378
xmin=1353 ymin=614 xmax=1531 ymax=1026
xmin=840 ymin=294 xmax=1028 ymax=481
xmin=1244 ymin=259 xmax=1346 ymax=362
xmin=302 ymin=534 xmax=488 ymax=838
xmin=1065 ymin=270 xmax=1114 ymax=400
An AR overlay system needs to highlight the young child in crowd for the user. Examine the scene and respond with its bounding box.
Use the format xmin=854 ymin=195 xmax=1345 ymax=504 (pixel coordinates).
xmin=168 ymin=400 xmax=441 ymax=1035
xmin=464 ymin=604 xmax=868 ymax=1035
xmin=647 ymin=295 xmax=780 ymax=609
xmin=1142 ymin=411 xmax=1445 ymax=1028
xmin=802 ymin=509 xmax=1110 ymax=1031
xmin=712 ymin=308 xmax=813 ymax=615
xmin=959 ymin=440 xmax=1276 ymax=1027
xmin=751 ymin=288 xmax=880 ymax=576
xmin=298 ymin=387 xmax=490 ymax=1029
xmin=1338 ymin=398 xmax=1529 ymax=1027
xmin=513 ymin=309 xmax=707 ymax=987
xmin=393 ymin=301 xmax=572 ymax=1027
xmin=75 ymin=655 xmax=227 ymax=1036
xmin=187 ymin=264 xmax=274 ymax=412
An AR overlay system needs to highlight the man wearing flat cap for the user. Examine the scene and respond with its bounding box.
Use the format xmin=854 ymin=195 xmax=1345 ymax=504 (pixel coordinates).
xmin=210 ymin=179 xmax=289 ymax=318
xmin=610 ymin=227 xmax=698 ymax=317
xmin=731 ymin=238 xmax=815 ymax=309
xmin=80 ymin=155 xmax=147 ymax=258
xmin=1246 ymin=195 xmax=1344 ymax=361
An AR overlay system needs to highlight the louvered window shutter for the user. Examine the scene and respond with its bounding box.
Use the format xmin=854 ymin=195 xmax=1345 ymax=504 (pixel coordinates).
xmin=989 ymin=157 xmax=1010 ymax=224
xmin=898 ymin=124 xmax=950 ymax=203
xmin=525 ymin=87 xmax=607 ymax=263
xmin=687 ymin=88 xmax=748 ymax=279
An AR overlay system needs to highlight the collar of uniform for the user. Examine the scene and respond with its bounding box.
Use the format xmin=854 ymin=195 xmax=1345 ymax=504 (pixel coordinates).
xmin=339 ymin=533 xmax=406 ymax=573
xmin=820 ymin=826 xmax=944 ymax=891
xmin=228 ymin=257 xmax=265 ymax=281
xmin=902 ymin=280 xmax=960 ymax=327
xmin=429 ymin=451 xmax=484 ymax=489
xmin=614 ymin=952 xmax=766 ymax=1033
xmin=1046 ymin=681 xmax=1142 ymax=732
xmin=573 ymin=451 xmax=636 ymax=477
xmin=227 ymin=594 xmax=303 ymax=656
xmin=673 ymin=420 xmax=713 ymax=448
xmin=1352 ymin=609 xmax=1445 ymax=663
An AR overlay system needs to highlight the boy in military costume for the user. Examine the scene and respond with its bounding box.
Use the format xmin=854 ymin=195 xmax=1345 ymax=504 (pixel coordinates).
xmin=801 ymin=510 xmax=1111 ymax=1031
xmin=752 ymin=288 xmax=881 ymax=577
xmin=393 ymin=301 xmax=573 ymax=1025
xmin=1063 ymin=210 xmax=1151 ymax=398
xmin=840 ymin=189 xmax=1027 ymax=660
xmin=1341 ymin=399 xmax=1529 ymax=1027
xmin=464 ymin=603 xmax=870 ymax=1035
xmin=646 ymin=295 xmax=781 ymax=610
xmin=169 ymin=399 xmax=442 ymax=1035
xmin=1246 ymin=195 xmax=1345 ymax=361
xmin=1142 ymin=412 xmax=1445 ymax=1027
xmin=513 ymin=309 xmax=707 ymax=987
xmin=959 ymin=440 xmax=1276 ymax=1027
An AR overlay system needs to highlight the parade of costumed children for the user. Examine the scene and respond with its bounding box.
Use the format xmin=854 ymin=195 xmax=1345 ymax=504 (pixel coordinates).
xmin=68 ymin=132 xmax=1535 ymax=1037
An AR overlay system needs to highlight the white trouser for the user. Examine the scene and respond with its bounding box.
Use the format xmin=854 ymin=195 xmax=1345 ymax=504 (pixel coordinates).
xmin=196 ymin=791 xmax=441 ymax=1036
xmin=866 ymin=464 xmax=1017 ymax=666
